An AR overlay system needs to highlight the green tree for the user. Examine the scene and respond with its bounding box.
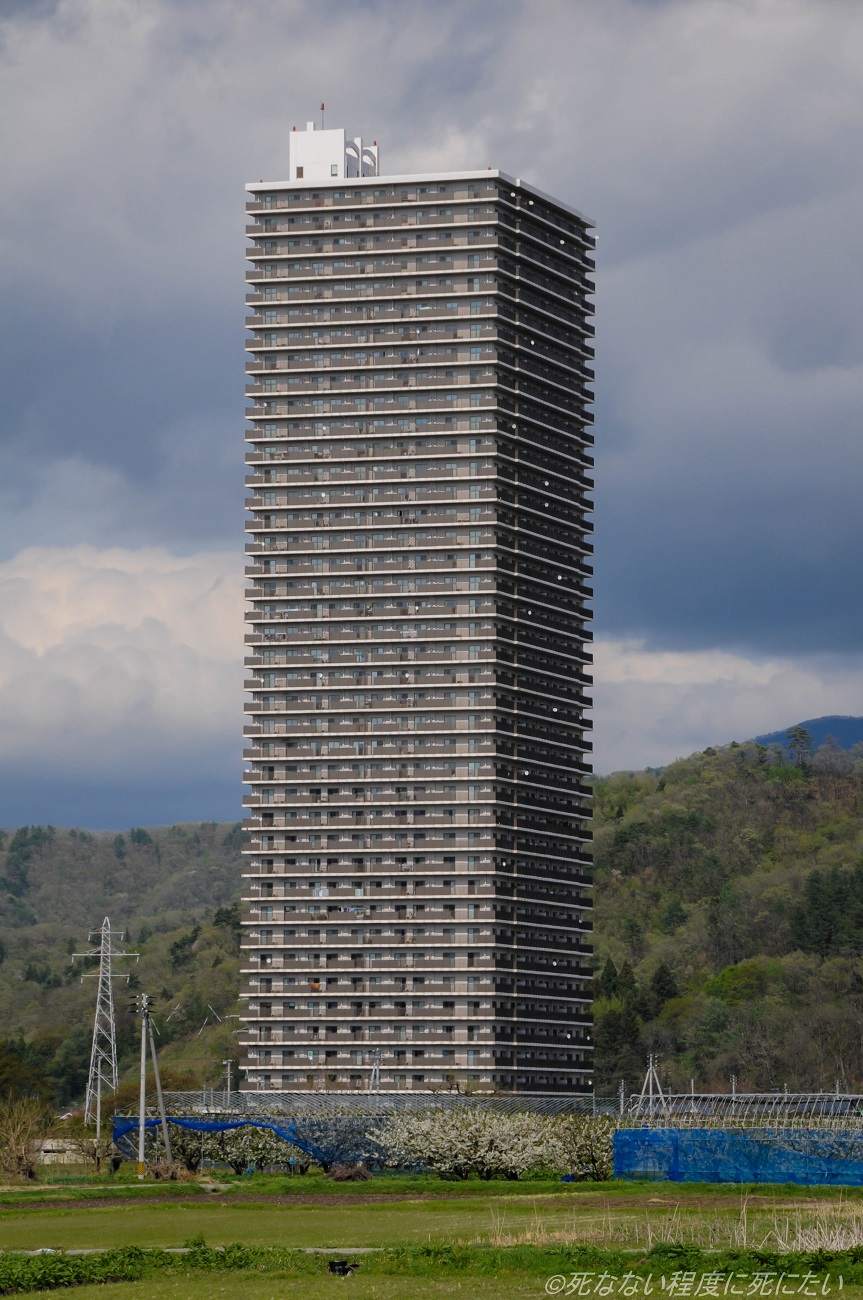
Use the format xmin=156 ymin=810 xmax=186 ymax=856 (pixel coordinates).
xmin=786 ymin=725 xmax=814 ymax=768
xmin=597 ymin=957 xmax=618 ymax=999
xmin=650 ymin=962 xmax=679 ymax=1005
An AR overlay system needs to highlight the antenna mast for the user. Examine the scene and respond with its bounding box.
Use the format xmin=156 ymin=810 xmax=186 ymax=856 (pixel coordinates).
xmin=75 ymin=918 xmax=138 ymax=1136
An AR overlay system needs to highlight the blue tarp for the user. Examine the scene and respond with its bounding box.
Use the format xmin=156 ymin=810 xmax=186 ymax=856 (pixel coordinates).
xmin=614 ymin=1128 xmax=863 ymax=1185
xmin=112 ymin=1116 xmax=329 ymax=1163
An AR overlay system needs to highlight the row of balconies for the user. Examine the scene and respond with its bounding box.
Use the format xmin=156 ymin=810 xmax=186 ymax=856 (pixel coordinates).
xmin=249 ymin=324 xmax=497 ymax=351
xmin=244 ymin=918 xmax=587 ymax=946
xmin=242 ymin=741 xmax=489 ymax=763
xmin=241 ymin=462 xmax=490 ymax=484
xmin=245 ymin=1030 xmax=495 ymax=1047
xmin=245 ymin=1050 xmax=494 ymax=1068
xmin=246 ymin=836 xmax=491 ymax=855
xmin=251 ymin=973 xmax=487 ymax=991
xmin=246 ymin=347 xmax=497 ymax=372
xmin=250 ymin=220 xmax=496 ymax=243
xmin=241 ymin=929 xmax=585 ymax=954
xmin=248 ymin=235 xmax=497 ymax=262
xmin=242 ymin=727 xmax=492 ymax=748
xmin=247 ymin=396 xmax=493 ymax=421
xmin=247 ymin=880 xmax=484 ymax=902
xmin=245 ymin=371 xmax=495 ymax=399
xmin=246 ymin=512 xmax=495 ymax=537
xmin=246 ymin=592 xmax=493 ymax=616
xmin=246 ymin=210 xmax=497 ymax=237
xmin=246 ymin=488 xmax=495 ymax=511
xmin=242 ymin=689 xmax=494 ymax=707
xmin=247 ymin=595 xmax=493 ymax=615
xmin=245 ymin=302 xmax=497 ymax=331
xmin=245 ymin=911 xmax=586 ymax=934
xmin=245 ymin=273 xmax=497 ymax=304
xmin=252 ymin=563 xmax=496 ymax=584
xmin=243 ymin=654 xmax=491 ymax=678
xmin=246 ymin=289 xmax=497 ymax=317
xmin=246 ymin=560 xmax=495 ymax=582
xmin=245 ymin=472 xmax=496 ymax=495
xmin=245 ymin=842 xmax=491 ymax=863
xmin=242 ymin=793 xmax=494 ymax=815
xmin=242 ymin=954 xmax=494 ymax=973
xmin=244 ymin=938 xmax=497 ymax=956
xmin=245 ymin=1024 xmax=584 ymax=1046
xmin=245 ymin=436 xmax=498 ymax=463
xmin=246 ymin=438 xmax=494 ymax=460
xmin=245 ymin=255 xmax=497 ymax=284
xmin=245 ymin=604 xmax=493 ymax=627
xmin=245 ymin=187 xmax=500 ymax=216
xmin=242 ymin=644 xmax=492 ymax=668
xmin=250 ymin=455 xmax=497 ymax=480
xmin=245 ymin=769 xmax=496 ymax=790
xmin=245 ymin=1029 xmax=583 ymax=1052
xmin=249 ymin=499 xmax=496 ymax=522
xmin=243 ymin=804 xmax=585 ymax=832
xmin=245 ymin=625 xmax=495 ymax=648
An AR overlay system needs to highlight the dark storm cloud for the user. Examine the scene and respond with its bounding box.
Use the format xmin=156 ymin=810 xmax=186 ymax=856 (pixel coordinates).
xmin=0 ymin=0 xmax=861 ymax=803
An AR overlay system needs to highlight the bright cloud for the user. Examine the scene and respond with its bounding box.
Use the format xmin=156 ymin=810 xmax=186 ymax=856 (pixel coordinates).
xmin=0 ymin=544 xmax=857 ymax=809
xmin=0 ymin=545 xmax=242 ymax=779
xmin=594 ymin=639 xmax=863 ymax=773
xmin=0 ymin=0 xmax=861 ymax=819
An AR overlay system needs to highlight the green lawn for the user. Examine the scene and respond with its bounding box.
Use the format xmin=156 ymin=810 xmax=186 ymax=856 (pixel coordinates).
xmin=2 ymin=1177 xmax=862 ymax=1298
xmin=27 ymin=1278 xmax=550 ymax=1300
xmin=3 ymin=1194 xmax=572 ymax=1251
xmin=4 ymin=1183 xmax=863 ymax=1253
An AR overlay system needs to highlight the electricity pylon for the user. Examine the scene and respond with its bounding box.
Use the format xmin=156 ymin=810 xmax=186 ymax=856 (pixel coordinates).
xmin=74 ymin=918 xmax=138 ymax=1138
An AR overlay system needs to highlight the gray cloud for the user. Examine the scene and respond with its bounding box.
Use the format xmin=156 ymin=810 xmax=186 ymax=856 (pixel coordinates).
xmin=0 ymin=0 xmax=861 ymax=815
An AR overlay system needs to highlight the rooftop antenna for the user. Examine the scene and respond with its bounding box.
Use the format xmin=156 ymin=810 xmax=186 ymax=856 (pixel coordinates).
xmin=74 ymin=918 xmax=138 ymax=1149
xmin=321 ymin=101 xmax=325 ymax=129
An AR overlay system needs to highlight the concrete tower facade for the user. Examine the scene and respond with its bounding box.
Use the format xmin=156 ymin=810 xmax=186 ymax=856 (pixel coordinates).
xmin=240 ymin=123 xmax=595 ymax=1094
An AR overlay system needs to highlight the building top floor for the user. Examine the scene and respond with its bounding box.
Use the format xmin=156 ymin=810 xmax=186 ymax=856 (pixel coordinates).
xmin=246 ymin=122 xmax=594 ymax=229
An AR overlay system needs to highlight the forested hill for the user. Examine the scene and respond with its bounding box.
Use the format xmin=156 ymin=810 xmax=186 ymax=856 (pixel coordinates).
xmin=0 ymin=823 xmax=244 ymax=1104
xmin=592 ymin=740 xmax=863 ymax=1092
xmin=3 ymin=742 xmax=863 ymax=1104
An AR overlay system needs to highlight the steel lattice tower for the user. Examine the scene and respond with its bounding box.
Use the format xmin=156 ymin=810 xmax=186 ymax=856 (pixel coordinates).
xmin=75 ymin=918 xmax=137 ymax=1126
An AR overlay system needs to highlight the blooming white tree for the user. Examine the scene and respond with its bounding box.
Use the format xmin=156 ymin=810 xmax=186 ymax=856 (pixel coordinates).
xmin=378 ymin=1108 xmax=547 ymax=1180
xmin=377 ymin=1109 xmax=614 ymax=1181
xmin=541 ymin=1114 xmax=615 ymax=1181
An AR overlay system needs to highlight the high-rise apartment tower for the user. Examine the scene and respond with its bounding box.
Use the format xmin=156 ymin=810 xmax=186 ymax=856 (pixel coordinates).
xmin=241 ymin=123 xmax=594 ymax=1094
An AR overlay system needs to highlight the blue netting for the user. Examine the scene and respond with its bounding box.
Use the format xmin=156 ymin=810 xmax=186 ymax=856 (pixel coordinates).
xmin=614 ymin=1128 xmax=863 ymax=1185
xmin=113 ymin=1116 xmax=333 ymax=1164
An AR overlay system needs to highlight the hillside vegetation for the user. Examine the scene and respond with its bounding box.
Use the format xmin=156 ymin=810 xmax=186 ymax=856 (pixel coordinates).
xmin=0 ymin=823 xmax=243 ymax=1103
xmin=592 ymin=738 xmax=863 ymax=1092
xmin=3 ymin=736 xmax=863 ymax=1103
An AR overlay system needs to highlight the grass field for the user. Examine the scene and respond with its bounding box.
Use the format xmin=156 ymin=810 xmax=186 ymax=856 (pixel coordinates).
xmin=26 ymin=1280 xmax=551 ymax=1299
xmin=4 ymin=1181 xmax=863 ymax=1253
xmin=4 ymin=1177 xmax=863 ymax=1297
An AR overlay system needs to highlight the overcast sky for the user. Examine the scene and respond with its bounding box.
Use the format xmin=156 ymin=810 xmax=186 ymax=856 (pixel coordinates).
xmin=1 ymin=0 xmax=861 ymax=828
